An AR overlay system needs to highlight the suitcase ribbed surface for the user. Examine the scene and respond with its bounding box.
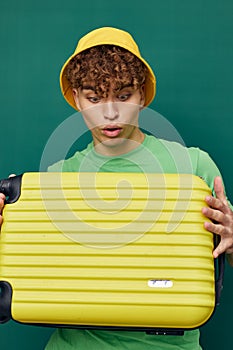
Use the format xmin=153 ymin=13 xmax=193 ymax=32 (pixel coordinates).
xmin=0 ymin=172 xmax=214 ymax=329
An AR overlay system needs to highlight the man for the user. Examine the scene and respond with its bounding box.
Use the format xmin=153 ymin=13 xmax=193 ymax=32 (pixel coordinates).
xmin=1 ymin=26 xmax=233 ymax=349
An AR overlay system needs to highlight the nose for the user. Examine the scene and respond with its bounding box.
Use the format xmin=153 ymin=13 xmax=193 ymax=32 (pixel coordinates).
xmin=103 ymin=102 xmax=119 ymax=120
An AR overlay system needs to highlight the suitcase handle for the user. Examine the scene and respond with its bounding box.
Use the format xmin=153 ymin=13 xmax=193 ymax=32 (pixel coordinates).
xmin=0 ymin=281 xmax=12 ymax=323
xmin=213 ymin=231 xmax=226 ymax=305
xmin=0 ymin=174 xmax=22 ymax=204
xmin=215 ymin=252 xmax=225 ymax=305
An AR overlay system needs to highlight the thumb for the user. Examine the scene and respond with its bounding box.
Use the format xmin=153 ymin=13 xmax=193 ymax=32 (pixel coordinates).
xmin=214 ymin=176 xmax=228 ymax=205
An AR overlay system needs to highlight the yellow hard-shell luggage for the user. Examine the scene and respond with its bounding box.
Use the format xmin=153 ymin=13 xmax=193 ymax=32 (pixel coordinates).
xmin=0 ymin=173 xmax=224 ymax=334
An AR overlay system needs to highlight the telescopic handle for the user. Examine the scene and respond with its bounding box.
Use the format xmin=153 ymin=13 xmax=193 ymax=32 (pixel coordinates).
xmin=0 ymin=175 xmax=22 ymax=204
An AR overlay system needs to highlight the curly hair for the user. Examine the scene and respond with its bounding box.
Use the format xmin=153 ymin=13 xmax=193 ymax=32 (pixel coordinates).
xmin=65 ymin=45 xmax=148 ymax=98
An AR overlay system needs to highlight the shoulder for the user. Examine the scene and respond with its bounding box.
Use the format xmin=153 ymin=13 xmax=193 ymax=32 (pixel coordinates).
xmin=47 ymin=142 xmax=94 ymax=172
xmin=145 ymin=134 xmax=200 ymax=157
xmin=144 ymin=134 xmax=202 ymax=170
xmin=145 ymin=135 xmax=221 ymax=189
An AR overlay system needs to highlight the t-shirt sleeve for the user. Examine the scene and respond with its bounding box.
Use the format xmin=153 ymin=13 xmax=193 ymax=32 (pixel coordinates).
xmin=47 ymin=160 xmax=65 ymax=172
xmin=47 ymin=152 xmax=82 ymax=172
xmin=195 ymin=148 xmax=232 ymax=209
xmin=195 ymin=149 xmax=222 ymax=191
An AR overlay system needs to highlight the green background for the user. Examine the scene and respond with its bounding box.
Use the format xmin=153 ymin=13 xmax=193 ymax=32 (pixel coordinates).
xmin=0 ymin=0 xmax=232 ymax=349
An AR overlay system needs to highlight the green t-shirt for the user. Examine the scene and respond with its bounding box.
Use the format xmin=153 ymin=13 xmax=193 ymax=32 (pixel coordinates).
xmin=45 ymin=134 xmax=222 ymax=350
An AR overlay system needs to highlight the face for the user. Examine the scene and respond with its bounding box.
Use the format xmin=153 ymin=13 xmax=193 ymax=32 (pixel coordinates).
xmin=72 ymin=84 xmax=145 ymax=156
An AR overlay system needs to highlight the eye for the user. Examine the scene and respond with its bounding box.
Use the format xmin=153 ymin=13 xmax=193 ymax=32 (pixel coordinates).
xmin=87 ymin=96 xmax=101 ymax=103
xmin=117 ymin=93 xmax=131 ymax=102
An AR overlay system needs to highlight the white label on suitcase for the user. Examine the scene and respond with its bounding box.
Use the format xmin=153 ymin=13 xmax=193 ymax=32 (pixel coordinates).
xmin=148 ymin=280 xmax=173 ymax=288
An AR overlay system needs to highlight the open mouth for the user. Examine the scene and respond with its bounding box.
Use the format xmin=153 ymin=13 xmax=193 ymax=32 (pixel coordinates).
xmin=102 ymin=126 xmax=122 ymax=137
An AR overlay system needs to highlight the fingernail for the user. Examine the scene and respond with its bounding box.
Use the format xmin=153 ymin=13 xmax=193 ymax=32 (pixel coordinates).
xmin=204 ymin=221 xmax=210 ymax=229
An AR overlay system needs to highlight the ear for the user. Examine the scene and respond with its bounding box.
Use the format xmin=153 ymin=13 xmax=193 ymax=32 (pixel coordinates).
xmin=139 ymin=84 xmax=145 ymax=109
xmin=72 ymin=89 xmax=81 ymax=110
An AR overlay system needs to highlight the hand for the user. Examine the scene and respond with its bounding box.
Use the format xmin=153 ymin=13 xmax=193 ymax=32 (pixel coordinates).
xmin=202 ymin=176 xmax=233 ymax=264
xmin=0 ymin=192 xmax=6 ymax=228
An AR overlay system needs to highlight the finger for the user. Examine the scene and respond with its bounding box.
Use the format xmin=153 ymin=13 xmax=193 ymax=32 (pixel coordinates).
xmin=8 ymin=174 xmax=16 ymax=178
xmin=202 ymin=207 xmax=225 ymax=224
xmin=204 ymin=196 xmax=229 ymax=215
xmin=213 ymin=245 xmax=223 ymax=258
xmin=204 ymin=221 xmax=225 ymax=236
xmin=0 ymin=194 xmax=5 ymax=211
xmin=213 ymin=238 xmax=233 ymax=258
xmin=0 ymin=193 xmax=6 ymax=201
xmin=214 ymin=176 xmax=228 ymax=205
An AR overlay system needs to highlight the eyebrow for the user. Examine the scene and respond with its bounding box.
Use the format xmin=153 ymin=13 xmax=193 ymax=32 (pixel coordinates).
xmin=82 ymin=84 xmax=134 ymax=90
xmin=81 ymin=83 xmax=135 ymax=94
xmin=81 ymin=85 xmax=96 ymax=92
xmin=119 ymin=84 xmax=134 ymax=90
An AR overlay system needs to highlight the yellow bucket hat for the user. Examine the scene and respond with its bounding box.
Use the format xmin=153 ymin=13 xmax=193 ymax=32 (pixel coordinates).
xmin=60 ymin=27 xmax=156 ymax=110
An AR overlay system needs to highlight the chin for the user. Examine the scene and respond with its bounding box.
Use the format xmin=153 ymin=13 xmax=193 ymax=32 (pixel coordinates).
xmin=103 ymin=137 xmax=129 ymax=146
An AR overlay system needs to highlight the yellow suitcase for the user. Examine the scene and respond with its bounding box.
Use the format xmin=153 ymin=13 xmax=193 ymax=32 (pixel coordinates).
xmin=0 ymin=172 xmax=224 ymax=334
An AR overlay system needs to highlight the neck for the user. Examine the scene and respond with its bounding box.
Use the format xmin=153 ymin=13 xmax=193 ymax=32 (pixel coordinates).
xmin=94 ymin=131 xmax=145 ymax=156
